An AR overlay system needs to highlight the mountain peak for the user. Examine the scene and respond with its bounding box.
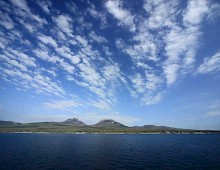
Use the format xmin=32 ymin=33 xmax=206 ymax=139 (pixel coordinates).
xmin=62 ymin=118 xmax=86 ymax=126
xmin=95 ymin=119 xmax=125 ymax=127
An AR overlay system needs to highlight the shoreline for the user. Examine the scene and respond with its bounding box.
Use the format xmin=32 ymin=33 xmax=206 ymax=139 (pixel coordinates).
xmin=0 ymin=131 xmax=219 ymax=135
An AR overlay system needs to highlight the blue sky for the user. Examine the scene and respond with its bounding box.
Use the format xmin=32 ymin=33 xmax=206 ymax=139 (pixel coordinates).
xmin=0 ymin=0 xmax=220 ymax=129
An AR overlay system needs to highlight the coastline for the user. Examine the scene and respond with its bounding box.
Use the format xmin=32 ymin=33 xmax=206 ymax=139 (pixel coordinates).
xmin=1 ymin=131 xmax=219 ymax=135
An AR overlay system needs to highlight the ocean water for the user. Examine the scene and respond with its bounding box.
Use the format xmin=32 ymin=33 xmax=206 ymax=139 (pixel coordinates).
xmin=0 ymin=134 xmax=220 ymax=169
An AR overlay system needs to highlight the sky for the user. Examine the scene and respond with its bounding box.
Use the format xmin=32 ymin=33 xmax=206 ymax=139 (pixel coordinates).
xmin=0 ymin=0 xmax=220 ymax=129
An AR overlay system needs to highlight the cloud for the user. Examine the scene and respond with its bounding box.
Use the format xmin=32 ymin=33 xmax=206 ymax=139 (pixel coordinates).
xmin=131 ymin=73 xmax=145 ymax=94
xmin=1 ymin=68 xmax=31 ymax=81
xmin=34 ymin=48 xmax=61 ymax=63
xmin=9 ymin=0 xmax=47 ymax=25
xmin=40 ymin=67 xmax=57 ymax=77
xmin=129 ymin=72 xmax=163 ymax=105
xmin=9 ymin=0 xmax=29 ymax=12
xmin=53 ymin=14 xmax=73 ymax=36
xmin=75 ymin=35 xmax=89 ymax=47
xmin=141 ymin=92 xmax=162 ymax=105
xmin=65 ymin=1 xmax=78 ymax=13
xmin=102 ymin=63 xmax=123 ymax=83
xmin=0 ymin=55 xmax=28 ymax=72
xmin=105 ymin=0 xmax=136 ymax=32
xmin=34 ymin=46 xmax=77 ymax=75
xmin=145 ymin=72 xmax=163 ymax=91
xmin=37 ymin=34 xmax=58 ymax=48
xmin=183 ymin=0 xmax=209 ymax=26
xmin=59 ymin=60 xmax=75 ymax=74
xmin=103 ymin=46 xmax=113 ymax=56
xmin=0 ymin=11 xmax=14 ymax=29
xmin=112 ymin=0 xmax=211 ymax=104
xmin=87 ymin=3 xmax=108 ymax=29
xmin=143 ymin=0 xmax=177 ymax=29
xmin=197 ymin=52 xmax=220 ymax=74
xmin=163 ymin=63 xmax=179 ymax=86
xmin=55 ymin=46 xmax=81 ymax=65
xmin=0 ymin=48 xmax=65 ymax=96
xmin=163 ymin=25 xmax=200 ymax=85
xmin=207 ymin=3 xmax=220 ymax=21
xmin=7 ymin=49 xmax=37 ymax=67
xmin=163 ymin=0 xmax=209 ymax=85
xmin=90 ymin=99 xmax=111 ymax=110
xmin=43 ymin=99 xmax=82 ymax=110
xmin=89 ymin=31 xmax=108 ymax=44
xmin=32 ymin=74 xmax=65 ymax=95
xmin=204 ymin=111 xmax=220 ymax=117
xmin=36 ymin=0 xmax=52 ymax=14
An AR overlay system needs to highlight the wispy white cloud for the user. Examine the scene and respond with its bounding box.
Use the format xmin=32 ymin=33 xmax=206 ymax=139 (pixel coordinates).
xmin=89 ymin=31 xmax=108 ymax=44
xmin=34 ymin=48 xmax=61 ymax=63
xmin=112 ymin=0 xmax=212 ymax=105
xmin=9 ymin=0 xmax=29 ymax=12
xmin=163 ymin=0 xmax=210 ymax=85
xmin=163 ymin=62 xmax=179 ymax=86
xmin=183 ymin=0 xmax=209 ymax=26
xmin=9 ymin=0 xmax=47 ymax=25
xmin=55 ymin=46 xmax=81 ymax=65
xmin=207 ymin=3 xmax=220 ymax=21
xmin=197 ymin=52 xmax=220 ymax=74
xmin=43 ymin=99 xmax=82 ymax=110
xmin=40 ymin=67 xmax=57 ymax=77
xmin=53 ymin=14 xmax=73 ymax=36
xmin=65 ymin=1 xmax=78 ymax=13
xmin=37 ymin=34 xmax=58 ymax=48
xmin=36 ymin=0 xmax=52 ymax=14
xmin=143 ymin=0 xmax=177 ymax=29
xmin=105 ymin=0 xmax=136 ymax=32
xmin=90 ymin=99 xmax=111 ymax=110
xmin=129 ymin=72 xmax=163 ymax=105
xmin=204 ymin=111 xmax=220 ymax=117
xmin=59 ymin=59 xmax=75 ymax=74
xmin=87 ymin=3 xmax=108 ymax=29
xmin=0 ymin=47 xmax=65 ymax=96
xmin=0 ymin=11 xmax=14 ymax=29
xmin=7 ymin=49 xmax=37 ymax=67
xmin=103 ymin=46 xmax=113 ymax=56
xmin=131 ymin=73 xmax=145 ymax=94
xmin=0 ymin=54 xmax=28 ymax=72
xmin=75 ymin=35 xmax=89 ymax=47
xmin=141 ymin=92 xmax=162 ymax=105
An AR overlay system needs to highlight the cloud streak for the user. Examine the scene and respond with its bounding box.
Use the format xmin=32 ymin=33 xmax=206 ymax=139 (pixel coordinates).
xmin=198 ymin=52 xmax=220 ymax=74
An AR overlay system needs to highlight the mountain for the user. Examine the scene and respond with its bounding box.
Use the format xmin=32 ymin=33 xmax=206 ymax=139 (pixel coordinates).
xmin=62 ymin=118 xmax=86 ymax=126
xmin=94 ymin=119 xmax=126 ymax=127
xmin=0 ymin=120 xmax=18 ymax=125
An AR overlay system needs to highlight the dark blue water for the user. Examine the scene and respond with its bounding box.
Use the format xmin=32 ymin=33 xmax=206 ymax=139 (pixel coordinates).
xmin=0 ymin=134 xmax=220 ymax=169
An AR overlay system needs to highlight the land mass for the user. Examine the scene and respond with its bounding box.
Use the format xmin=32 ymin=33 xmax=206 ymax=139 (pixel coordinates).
xmin=0 ymin=118 xmax=219 ymax=134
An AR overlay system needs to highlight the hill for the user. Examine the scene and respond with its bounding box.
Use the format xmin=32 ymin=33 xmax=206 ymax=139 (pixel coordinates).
xmin=62 ymin=118 xmax=86 ymax=126
xmin=94 ymin=119 xmax=126 ymax=127
xmin=142 ymin=125 xmax=182 ymax=131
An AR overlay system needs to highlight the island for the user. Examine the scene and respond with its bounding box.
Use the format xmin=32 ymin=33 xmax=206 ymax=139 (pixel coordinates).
xmin=0 ymin=118 xmax=219 ymax=134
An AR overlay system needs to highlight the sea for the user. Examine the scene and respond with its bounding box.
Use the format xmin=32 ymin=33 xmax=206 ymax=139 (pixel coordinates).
xmin=0 ymin=133 xmax=220 ymax=169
